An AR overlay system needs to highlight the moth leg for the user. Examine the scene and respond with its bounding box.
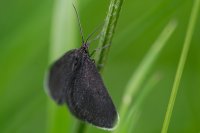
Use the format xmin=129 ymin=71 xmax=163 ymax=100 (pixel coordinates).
xmin=89 ymin=50 xmax=95 ymax=57
xmin=89 ymin=44 xmax=110 ymax=57
xmin=87 ymin=33 xmax=101 ymax=44
xmin=97 ymin=63 xmax=104 ymax=69
xmin=91 ymin=59 xmax=95 ymax=63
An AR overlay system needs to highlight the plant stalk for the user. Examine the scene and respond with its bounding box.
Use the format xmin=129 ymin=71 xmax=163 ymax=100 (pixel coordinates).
xmin=95 ymin=0 xmax=124 ymax=72
xmin=161 ymin=0 xmax=200 ymax=133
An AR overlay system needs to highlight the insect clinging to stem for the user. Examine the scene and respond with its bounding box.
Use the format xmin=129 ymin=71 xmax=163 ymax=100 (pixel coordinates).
xmin=45 ymin=4 xmax=119 ymax=130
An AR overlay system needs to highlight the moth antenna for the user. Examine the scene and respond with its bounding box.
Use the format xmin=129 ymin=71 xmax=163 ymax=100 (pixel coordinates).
xmin=85 ymin=22 xmax=104 ymax=44
xmin=73 ymin=4 xmax=85 ymax=44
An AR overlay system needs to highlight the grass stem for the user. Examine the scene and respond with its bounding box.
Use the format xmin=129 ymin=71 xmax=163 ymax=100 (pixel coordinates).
xmin=161 ymin=0 xmax=200 ymax=133
xmin=95 ymin=0 xmax=124 ymax=72
xmin=119 ymin=20 xmax=177 ymax=126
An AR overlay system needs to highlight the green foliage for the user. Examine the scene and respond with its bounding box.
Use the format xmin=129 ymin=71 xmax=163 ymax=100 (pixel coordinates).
xmin=162 ymin=0 xmax=200 ymax=132
xmin=0 ymin=0 xmax=200 ymax=133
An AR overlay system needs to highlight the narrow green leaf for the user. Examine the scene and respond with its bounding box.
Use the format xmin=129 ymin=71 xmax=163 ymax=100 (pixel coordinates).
xmin=46 ymin=0 xmax=77 ymax=133
xmin=119 ymin=73 xmax=162 ymax=133
xmin=95 ymin=0 xmax=124 ymax=72
xmin=118 ymin=20 xmax=177 ymax=130
xmin=161 ymin=0 xmax=200 ymax=133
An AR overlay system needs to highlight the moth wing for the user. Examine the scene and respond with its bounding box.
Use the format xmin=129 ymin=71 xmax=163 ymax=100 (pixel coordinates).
xmin=46 ymin=49 xmax=77 ymax=104
xmin=67 ymin=56 xmax=118 ymax=129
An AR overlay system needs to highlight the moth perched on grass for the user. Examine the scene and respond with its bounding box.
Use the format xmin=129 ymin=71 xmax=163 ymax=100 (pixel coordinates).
xmin=45 ymin=5 xmax=119 ymax=130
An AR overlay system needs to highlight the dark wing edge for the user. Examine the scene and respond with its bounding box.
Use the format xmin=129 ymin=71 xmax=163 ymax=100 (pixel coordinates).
xmin=66 ymin=56 xmax=119 ymax=130
xmin=44 ymin=50 xmax=77 ymax=105
xmin=97 ymin=113 xmax=119 ymax=131
xmin=43 ymin=70 xmax=51 ymax=100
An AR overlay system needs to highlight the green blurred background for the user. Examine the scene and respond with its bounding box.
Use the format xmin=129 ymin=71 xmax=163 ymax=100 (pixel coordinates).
xmin=0 ymin=0 xmax=199 ymax=133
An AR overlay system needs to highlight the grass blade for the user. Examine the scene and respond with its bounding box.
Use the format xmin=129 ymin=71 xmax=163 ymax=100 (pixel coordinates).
xmin=46 ymin=0 xmax=77 ymax=133
xmin=161 ymin=0 xmax=200 ymax=133
xmin=118 ymin=20 xmax=177 ymax=129
xmin=118 ymin=73 xmax=162 ymax=133
xmin=94 ymin=0 xmax=124 ymax=72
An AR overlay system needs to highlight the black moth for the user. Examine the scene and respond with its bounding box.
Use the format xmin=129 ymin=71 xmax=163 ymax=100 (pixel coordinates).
xmin=45 ymin=5 xmax=118 ymax=130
